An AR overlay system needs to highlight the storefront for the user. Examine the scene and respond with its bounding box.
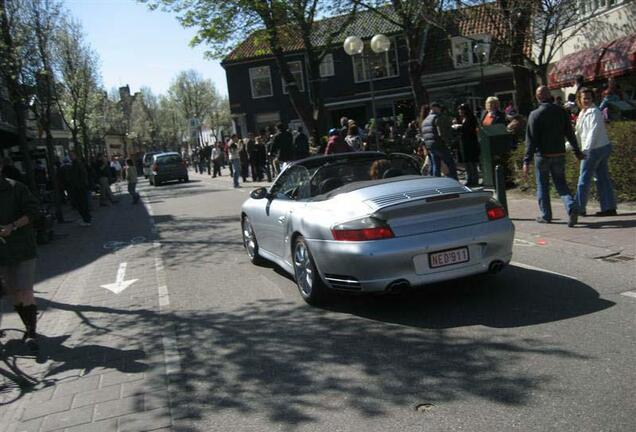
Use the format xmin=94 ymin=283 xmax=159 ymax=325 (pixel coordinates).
xmin=548 ymin=33 xmax=636 ymax=99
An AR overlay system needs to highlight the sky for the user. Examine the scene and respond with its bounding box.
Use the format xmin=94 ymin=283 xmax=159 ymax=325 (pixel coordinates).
xmin=64 ymin=0 xmax=228 ymax=98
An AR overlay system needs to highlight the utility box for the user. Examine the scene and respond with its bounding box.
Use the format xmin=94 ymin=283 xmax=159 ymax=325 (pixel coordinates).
xmin=479 ymin=124 xmax=513 ymax=187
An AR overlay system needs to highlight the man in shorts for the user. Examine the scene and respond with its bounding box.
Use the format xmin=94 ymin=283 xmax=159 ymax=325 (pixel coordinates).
xmin=0 ymin=157 xmax=40 ymax=343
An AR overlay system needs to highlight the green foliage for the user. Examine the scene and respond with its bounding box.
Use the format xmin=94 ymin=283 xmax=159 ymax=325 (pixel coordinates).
xmin=509 ymin=120 xmax=636 ymax=202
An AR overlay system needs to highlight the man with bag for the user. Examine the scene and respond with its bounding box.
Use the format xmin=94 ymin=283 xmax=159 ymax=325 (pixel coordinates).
xmin=0 ymin=157 xmax=41 ymax=345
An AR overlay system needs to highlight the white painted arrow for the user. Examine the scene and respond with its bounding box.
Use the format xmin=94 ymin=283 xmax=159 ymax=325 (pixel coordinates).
xmin=101 ymin=262 xmax=138 ymax=294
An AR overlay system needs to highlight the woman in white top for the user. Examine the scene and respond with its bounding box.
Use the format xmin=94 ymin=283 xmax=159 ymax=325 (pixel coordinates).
xmin=345 ymin=124 xmax=363 ymax=151
xmin=575 ymin=88 xmax=617 ymax=217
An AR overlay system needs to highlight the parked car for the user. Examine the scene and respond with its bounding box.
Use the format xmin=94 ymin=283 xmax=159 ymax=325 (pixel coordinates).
xmin=142 ymin=151 xmax=161 ymax=178
xmin=240 ymin=152 xmax=514 ymax=305
xmin=148 ymin=152 xmax=189 ymax=186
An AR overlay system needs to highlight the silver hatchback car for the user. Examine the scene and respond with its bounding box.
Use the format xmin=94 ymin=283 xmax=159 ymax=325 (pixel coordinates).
xmin=241 ymin=152 xmax=514 ymax=305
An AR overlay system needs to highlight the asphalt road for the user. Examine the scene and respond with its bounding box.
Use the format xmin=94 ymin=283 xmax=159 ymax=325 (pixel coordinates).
xmin=140 ymin=172 xmax=635 ymax=432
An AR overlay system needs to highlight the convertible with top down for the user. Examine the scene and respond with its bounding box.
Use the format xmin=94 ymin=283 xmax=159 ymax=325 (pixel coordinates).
xmin=240 ymin=151 xmax=514 ymax=305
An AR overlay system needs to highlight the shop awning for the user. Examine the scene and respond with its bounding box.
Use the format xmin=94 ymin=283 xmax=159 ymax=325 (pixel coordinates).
xmin=548 ymin=33 xmax=636 ymax=89
xmin=598 ymin=33 xmax=636 ymax=78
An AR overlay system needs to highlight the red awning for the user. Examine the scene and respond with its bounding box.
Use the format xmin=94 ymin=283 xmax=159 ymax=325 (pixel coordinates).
xmin=548 ymin=33 xmax=636 ymax=89
xmin=598 ymin=33 xmax=636 ymax=78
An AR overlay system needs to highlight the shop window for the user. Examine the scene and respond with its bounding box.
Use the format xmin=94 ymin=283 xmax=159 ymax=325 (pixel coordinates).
xmin=451 ymin=35 xmax=491 ymax=69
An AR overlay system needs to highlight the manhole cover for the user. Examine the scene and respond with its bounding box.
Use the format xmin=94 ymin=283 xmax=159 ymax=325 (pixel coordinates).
xmin=415 ymin=403 xmax=434 ymax=413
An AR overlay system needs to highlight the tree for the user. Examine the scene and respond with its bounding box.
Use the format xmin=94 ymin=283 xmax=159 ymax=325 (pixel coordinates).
xmin=351 ymin=0 xmax=451 ymax=117
xmin=141 ymin=0 xmax=356 ymax=138
xmin=129 ymin=88 xmax=159 ymax=151
xmin=26 ymin=0 xmax=65 ymax=221
xmin=0 ymin=0 xmax=37 ymax=192
xmin=54 ymin=16 xmax=100 ymax=160
xmin=156 ymin=94 xmax=185 ymax=150
xmin=167 ymin=70 xmax=219 ymax=151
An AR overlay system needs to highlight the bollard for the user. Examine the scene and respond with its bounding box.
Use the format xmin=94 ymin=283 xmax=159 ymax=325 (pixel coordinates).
xmin=495 ymin=164 xmax=508 ymax=214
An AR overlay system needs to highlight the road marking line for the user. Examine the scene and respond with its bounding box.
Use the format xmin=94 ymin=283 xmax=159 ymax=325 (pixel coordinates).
xmin=621 ymin=291 xmax=636 ymax=299
xmin=100 ymin=262 xmax=138 ymax=294
xmin=510 ymin=261 xmax=578 ymax=281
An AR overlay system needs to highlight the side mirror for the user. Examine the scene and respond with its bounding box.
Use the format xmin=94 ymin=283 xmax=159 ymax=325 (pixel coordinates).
xmin=250 ymin=187 xmax=269 ymax=200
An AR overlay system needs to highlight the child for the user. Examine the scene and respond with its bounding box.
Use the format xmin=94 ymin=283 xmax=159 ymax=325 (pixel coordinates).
xmin=126 ymin=159 xmax=140 ymax=204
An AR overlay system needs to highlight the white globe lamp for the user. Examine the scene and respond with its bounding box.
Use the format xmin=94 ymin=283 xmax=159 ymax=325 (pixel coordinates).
xmin=370 ymin=34 xmax=391 ymax=53
xmin=343 ymin=36 xmax=364 ymax=56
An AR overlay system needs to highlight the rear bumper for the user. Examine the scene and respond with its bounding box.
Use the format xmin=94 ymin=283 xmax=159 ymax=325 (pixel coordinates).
xmin=305 ymin=219 xmax=514 ymax=293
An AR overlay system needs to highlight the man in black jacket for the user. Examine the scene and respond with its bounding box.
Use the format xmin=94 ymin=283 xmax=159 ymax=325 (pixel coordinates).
xmin=69 ymin=151 xmax=92 ymax=226
xmin=269 ymin=122 xmax=295 ymax=173
xmin=294 ymin=126 xmax=309 ymax=160
xmin=524 ymin=86 xmax=584 ymax=227
xmin=0 ymin=156 xmax=41 ymax=343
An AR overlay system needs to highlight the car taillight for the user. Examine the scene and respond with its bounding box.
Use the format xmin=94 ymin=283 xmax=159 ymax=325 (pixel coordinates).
xmin=486 ymin=200 xmax=506 ymax=221
xmin=331 ymin=217 xmax=394 ymax=241
xmin=152 ymin=163 xmax=159 ymax=172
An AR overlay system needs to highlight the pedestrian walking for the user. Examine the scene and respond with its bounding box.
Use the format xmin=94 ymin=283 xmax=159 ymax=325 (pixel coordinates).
xmin=523 ymin=86 xmax=584 ymax=227
xmin=68 ymin=151 xmax=92 ymax=226
xmin=239 ymin=139 xmax=250 ymax=182
xmin=126 ymin=159 xmax=140 ymax=204
xmin=294 ymin=126 xmax=309 ymax=160
xmin=0 ymin=156 xmax=41 ymax=346
xmin=97 ymin=154 xmax=117 ymax=206
xmin=325 ymin=128 xmax=353 ymax=154
xmin=246 ymin=133 xmax=259 ymax=181
xmin=454 ymin=104 xmax=480 ymax=186
xmin=420 ymin=101 xmax=458 ymax=180
xmin=345 ymin=124 xmax=363 ymax=151
xmin=574 ymin=88 xmax=617 ymax=217
xmin=211 ymin=143 xmax=223 ymax=178
xmin=270 ymin=123 xmax=295 ymax=172
xmin=110 ymin=156 xmax=123 ymax=182
xmin=228 ymin=135 xmax=241 ymax=188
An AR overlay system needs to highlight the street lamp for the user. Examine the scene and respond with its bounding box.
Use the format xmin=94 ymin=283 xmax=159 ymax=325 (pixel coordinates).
xmin=344 ymin=34 xmax=391 ymax=128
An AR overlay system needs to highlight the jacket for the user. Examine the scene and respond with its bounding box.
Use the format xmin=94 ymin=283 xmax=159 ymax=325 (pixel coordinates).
xmin=270 ymin=130 xmax=295 ymax=161
xmin=524 ymin=102 xmax=581 ymax=164
xmin=421 ymin=112 xmax=451 ymax=152
xmin=325 ymin=136 xmax=352 ymax=154
xmin=0 ymin=177 xmax=39 ymax=264
xmin=294 ymin=132 xmax=309 ymax=159
xmin=576 ymin=106 xmax=611 ymax=153
xmin=481 ymin=110 xmax=506 ymax=126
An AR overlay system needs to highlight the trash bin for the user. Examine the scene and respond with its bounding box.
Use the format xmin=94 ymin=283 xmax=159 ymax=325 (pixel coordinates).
xmin=479 ymin=124 xmax=513 ymax=187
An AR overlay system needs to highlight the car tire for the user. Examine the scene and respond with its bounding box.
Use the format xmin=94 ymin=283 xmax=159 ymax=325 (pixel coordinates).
xmin=183 ymin=176 xmax=189 ymax=183
xmin=154 ymin=179 xmax=161 ymax=187
xmin=242 ymin=216 xmax=264 ymax=265
xmin=293 ymin=236 xmax=328 ymax=306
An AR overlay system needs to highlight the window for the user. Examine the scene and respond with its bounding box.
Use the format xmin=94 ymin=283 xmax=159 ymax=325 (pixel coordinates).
xmin=282 ymin=61 xmax=304 ymax=94
xmin=249 ymin=66 xmax=273 ymax=99
xmin=451 ymin=35 xmax=491 ymax=69
xmin=270 ymin=165 xmax=311 ymax=200
xmin=319 ymin=54 xmax=335 ymax=77
xmin=255 ymin=112 xmax=280 ymax=134
xmin=351 ymin=39 xmax=399 ymax=83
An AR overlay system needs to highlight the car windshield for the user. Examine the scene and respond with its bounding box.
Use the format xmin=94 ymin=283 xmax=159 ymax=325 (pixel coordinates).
xmin=271 ymin=154 xmax=420 ymax=200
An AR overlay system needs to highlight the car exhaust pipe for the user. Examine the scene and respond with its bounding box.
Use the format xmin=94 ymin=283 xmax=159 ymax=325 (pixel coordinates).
xmin=488 ymin=260 xmax=505 ymax=274
xmin=386 ymin=279 xmax=411 ymax=293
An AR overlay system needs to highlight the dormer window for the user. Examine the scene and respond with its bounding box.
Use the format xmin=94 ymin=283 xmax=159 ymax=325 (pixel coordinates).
xmin=451 ymin=34 xmax=491 ymax=68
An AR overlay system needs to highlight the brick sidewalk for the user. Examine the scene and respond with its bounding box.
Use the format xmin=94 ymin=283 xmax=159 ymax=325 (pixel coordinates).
xmin=1 ymin=189 xmax=172 ymax=432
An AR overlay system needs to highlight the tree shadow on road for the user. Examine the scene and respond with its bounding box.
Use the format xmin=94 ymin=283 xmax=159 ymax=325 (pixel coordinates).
xmin=34 ymin=263 xmax=613 ymax=429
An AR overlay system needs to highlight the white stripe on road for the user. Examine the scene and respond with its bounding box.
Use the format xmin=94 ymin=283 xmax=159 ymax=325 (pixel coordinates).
xmin=621 ymin=291 xmax=636 ymax=299
xmin=510 ymin=261 xmax=578 ymax=281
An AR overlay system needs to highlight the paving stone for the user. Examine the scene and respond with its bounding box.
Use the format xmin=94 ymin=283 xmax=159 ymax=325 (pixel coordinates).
xmin=64 ymin=417 xmax=118 ymax=432
xmin=94 ymin=395 xmax=143 ymax=421
xmin=40 ymin=405 xmax=93 ymax=432
xmin=27 ymin=385 xmax=55 ymax=403
xmin=53 ymin=375 xmax=101 ymax=397
xmin=72 ymin=384 xmax=122 ymax=408
xmin=4 ymin=417 xmax=43 ymax=432
xmin=118 ymin=407 xmax=172 ymax=432
xmin=21 ymin=395 xmax=72 ymax=421
xmin=144 ymin=391 xmax=170 ymax=411
xmin=100 ymin=370 xmax=145 ymax=388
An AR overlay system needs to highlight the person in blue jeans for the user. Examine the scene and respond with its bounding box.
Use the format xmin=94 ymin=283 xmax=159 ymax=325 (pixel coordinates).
xmin=524 ymin=86 xmax=584 ymax=227
xmin=574 ymin=88 xmax=617 ymax=216
xmin=420 ymin=102 xmax=458 ymax=180
xmin=228 ymin=135 xmax=241 ymax=188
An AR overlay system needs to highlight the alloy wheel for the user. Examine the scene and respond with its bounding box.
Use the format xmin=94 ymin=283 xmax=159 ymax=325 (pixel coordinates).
xmin=294 ymin=241 xmax=314 ymax=296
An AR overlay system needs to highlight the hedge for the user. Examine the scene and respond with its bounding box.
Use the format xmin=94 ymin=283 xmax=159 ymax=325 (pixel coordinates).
xmin=509 ymin=120 xmax=636 ymax=202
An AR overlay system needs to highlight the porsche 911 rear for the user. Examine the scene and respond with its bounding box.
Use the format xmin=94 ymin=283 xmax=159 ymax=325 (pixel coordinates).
xmin=306 ymin=187 xmax=514 ymax=293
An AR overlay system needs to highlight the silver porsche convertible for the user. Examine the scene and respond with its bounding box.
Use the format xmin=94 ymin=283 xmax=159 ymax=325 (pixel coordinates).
xmin=241 ymin=152 xmax=514 ymax=305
